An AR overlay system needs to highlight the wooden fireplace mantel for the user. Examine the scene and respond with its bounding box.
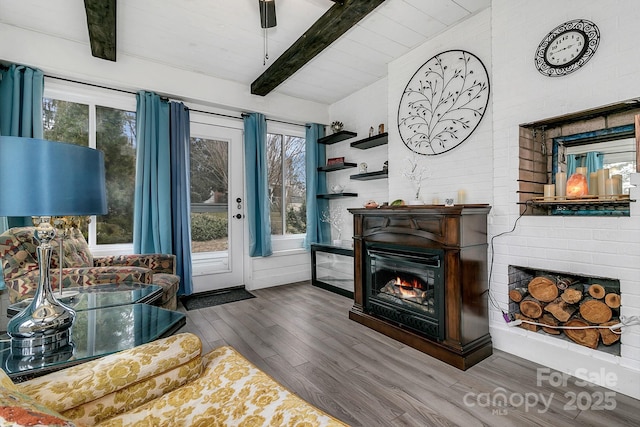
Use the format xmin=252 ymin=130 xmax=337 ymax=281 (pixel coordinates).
xmin=348 ymin=204 xmax=492 ymax=370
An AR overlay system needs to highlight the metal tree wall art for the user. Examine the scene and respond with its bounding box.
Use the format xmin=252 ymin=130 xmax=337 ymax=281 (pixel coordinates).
xmin=320 ymin=207 xmax=345 ymax=241
xmin=397 ymin=50 xmax=490 ymax=156
xmin=403 ymin=154 xmax=429 ymax=201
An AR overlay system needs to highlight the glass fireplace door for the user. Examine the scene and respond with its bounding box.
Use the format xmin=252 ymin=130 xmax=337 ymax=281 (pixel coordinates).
xmin=365 ymin=244 xmax=445 ymax=340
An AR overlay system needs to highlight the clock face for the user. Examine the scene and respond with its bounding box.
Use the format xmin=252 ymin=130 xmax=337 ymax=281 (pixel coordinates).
xmin=545 ymin=30 xmax=587 ymax=67
xmin=535 ymin=19 xmax=600 ymax=77
xmin=397 ymin=50 xmax=490 ymax=156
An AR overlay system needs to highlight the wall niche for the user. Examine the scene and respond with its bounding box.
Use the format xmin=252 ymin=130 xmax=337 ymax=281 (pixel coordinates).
xmin=508 ymin=265 xmax=621 ymax=355
xmin=518 ymin=99 xmax=639 ymax=215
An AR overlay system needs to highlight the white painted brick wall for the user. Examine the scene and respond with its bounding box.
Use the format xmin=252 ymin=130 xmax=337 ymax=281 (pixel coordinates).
xmin=329 ymin=1 xmax=640 ymax=399
xmin=387 ymin=9 xmax=493 ymax=207
xmin=327 ymin=78 xmax=389 ymax=241
xmin=490 ymin=0 xmax=640 ymax=399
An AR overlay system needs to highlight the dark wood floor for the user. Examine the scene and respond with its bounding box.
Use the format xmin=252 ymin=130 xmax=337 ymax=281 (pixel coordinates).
xmin=178 ymin=282 xmax=639 ymax=427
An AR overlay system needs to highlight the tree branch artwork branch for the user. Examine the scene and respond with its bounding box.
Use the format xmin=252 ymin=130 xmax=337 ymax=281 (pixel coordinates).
xmin=320 ymin=207 xmax=345 ymax=241
xmin=398 ymin=50 xmax=490 ymax=156
xmin=403 ymin=155 xmax=429 ymax=201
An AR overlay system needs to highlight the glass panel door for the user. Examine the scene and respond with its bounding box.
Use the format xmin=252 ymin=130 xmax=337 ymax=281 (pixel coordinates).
xmin=190 ymin=122 xmax=244 ymax=292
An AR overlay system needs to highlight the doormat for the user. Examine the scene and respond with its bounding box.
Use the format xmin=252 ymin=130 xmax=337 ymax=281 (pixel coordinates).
xmin=180 ymin=287 xmax=255 ymax=311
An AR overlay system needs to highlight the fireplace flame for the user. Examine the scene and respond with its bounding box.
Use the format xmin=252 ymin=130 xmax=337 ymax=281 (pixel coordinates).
xmin=394 ymin=277 xmax=425 ymax=298
xmin=379 ymin=276 xmax=429 ymax=304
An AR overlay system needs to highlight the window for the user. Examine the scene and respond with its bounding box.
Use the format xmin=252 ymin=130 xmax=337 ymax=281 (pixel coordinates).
xmin=95 ymin=106 xmax=137 ymax=244
xmin=42 ymin=82 xmax=136 ymax=248
xmin=267 ymin=132 xmax=306 ymax=235
xmin=190 ymin=137 xmax=229 ymax=254
xmin=565 ymin=137 xmax=636 ymax=194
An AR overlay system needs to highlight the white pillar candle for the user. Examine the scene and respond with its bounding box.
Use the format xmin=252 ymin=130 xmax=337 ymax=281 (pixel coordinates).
xmin=575 ymin=166 xmax=588 ymax=176
xmin=589 ymin=172 xmax=598 ymax=195
xmin=457 ymin=189 xmax=466 ymax=204
xmin=432 ymin=198 xmax=440 ymax=205
xmin=544 ymin=184 xmax=555 ymax=200
xmin=555 ymin=172 xmax=566 ymax=198
xmin=612 ymin=174 xmax=623 ymax=195
xmin=605 ymin=178 xmax=616 ymax=196
xmin=597 ymin=168 xmax=610 ymax=196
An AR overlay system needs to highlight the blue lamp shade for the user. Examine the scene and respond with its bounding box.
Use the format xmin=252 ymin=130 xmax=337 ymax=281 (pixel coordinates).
xmin=0 ymin=136 xmax=107 ymax=216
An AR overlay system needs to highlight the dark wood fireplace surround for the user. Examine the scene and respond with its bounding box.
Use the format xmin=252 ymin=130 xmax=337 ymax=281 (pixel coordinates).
xmin=348 ymin=205 xmax=492 ymax=370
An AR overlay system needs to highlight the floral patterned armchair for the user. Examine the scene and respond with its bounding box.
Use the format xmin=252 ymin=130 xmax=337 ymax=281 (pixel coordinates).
xmin=0 ymin=333 xmax=346 ymax=426
xmin=0 ymin=226 xmax=180 ymax=310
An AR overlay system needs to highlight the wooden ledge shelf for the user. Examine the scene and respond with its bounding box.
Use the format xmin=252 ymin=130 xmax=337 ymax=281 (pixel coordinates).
xmin=530 ymin=195 xmax=633 ymax=216
xmin=350 ymin=170 xmax=388 ymax=180
xmin=318 ymin=131 xmax=357 ymax=145
xmin=350 ymin=132 xmax=388 ymax=149
xmin=317 ymin=192 xmax=358 ymax=199
xmin=318 ymin=162 xmax=357 ymax=172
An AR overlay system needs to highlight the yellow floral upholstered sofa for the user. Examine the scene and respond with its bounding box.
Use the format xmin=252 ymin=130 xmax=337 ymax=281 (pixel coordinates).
xmin=0 ymin=333 xmax=347 ymax=427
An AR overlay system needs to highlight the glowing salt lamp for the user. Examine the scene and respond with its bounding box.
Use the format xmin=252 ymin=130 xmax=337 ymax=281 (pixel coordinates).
xmin=566 ymin=172 xmax=588 ymax=198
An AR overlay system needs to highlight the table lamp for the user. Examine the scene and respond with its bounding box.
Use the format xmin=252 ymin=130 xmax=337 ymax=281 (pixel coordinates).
xmin=0 ymin=136 xmax=107 ymax=356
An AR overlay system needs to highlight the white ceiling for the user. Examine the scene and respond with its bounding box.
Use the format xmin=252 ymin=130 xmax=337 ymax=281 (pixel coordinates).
xmin=0 ymin=0 xmax=490 ymax=105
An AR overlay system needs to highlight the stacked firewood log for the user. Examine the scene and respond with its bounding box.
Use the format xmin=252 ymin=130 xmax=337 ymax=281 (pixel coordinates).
xmin=509 ymin=276 xmax=621 ymax=349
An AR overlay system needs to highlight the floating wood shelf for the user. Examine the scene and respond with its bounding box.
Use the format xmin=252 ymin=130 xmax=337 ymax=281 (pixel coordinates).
xmin=530 ymin=195 xmax=633 ymax=216
xmin=350 ymin=132 xmax=388 ymax=149
xmin=318 ymin=162 xmax=357 ymax=172
xmin=318 ymin=131 xmax=357 ymax=145
xmin=317 ymin=192 xmax=358 ymax=199
xmin=350 ymin=170 xmax=388 ymax=180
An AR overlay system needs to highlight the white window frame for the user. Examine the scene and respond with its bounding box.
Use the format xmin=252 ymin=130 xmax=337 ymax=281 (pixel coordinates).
xmin=43 ymin=78 xmax=137 ymax=256
xmin=266 ymin=121 xmax=306 ymax=252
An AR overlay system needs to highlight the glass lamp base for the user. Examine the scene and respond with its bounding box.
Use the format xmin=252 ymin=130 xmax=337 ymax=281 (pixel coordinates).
xmin=6 ymin=343 xmax=75 ymax=372
xmin=10 ymin=329 xmax=72 ymax=357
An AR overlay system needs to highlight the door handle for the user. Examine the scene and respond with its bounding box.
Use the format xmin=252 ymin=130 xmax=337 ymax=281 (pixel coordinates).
xmin=235 ymin=214 xmax=243 ymax=219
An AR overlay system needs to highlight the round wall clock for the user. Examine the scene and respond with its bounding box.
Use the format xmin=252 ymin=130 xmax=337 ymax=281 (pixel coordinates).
xmin=534 ymin=19 xmax=600 ymax=77
xmin=397 ymin=50 xmax=490 ymax=156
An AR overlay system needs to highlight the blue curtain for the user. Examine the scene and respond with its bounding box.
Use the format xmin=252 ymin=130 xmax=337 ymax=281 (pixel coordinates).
xmin=169 ymin=102 xmax=193 ymax=295
xmin=585 ymin=151 xmax=603 ymax=178
xmin=243 ymin=113 xmax=272 ymax=257
xmin=0 ymin=64 xmax=45 ymax=232
xmin=0 ymin=64 xmax=44 ymax=139
xmin=303 ymin=123 xmax=330 ymax=249
xmin=133 ymin=91 xmax=172 ymax=254
xmin=566 ymin=154 xmax=577 ymax=177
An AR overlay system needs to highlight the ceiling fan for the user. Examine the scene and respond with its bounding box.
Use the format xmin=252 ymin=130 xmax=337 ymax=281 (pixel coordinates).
xmin=259 ymin=0 xmax=277 ymax=65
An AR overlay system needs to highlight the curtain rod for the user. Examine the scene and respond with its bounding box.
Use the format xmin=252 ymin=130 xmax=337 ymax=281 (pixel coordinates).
xmin=571 ymin=150 xmax=634 ymax=158
xmin=241 ymin=113 xmax=308 ymax=128
xmin=46 ymin=75 xmax=307 ymax=127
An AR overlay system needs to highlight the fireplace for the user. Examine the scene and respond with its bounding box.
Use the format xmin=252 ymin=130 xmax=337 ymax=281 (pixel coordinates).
xmin=349 ymin=205 xmax=492 ymax=370
xmin=366 ymin=244 xmax=445 ymax=341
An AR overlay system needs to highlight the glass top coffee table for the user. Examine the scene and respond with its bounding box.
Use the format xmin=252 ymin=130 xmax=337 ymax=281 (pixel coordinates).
xmin=7 ymin=282 xmax=163 ymax=318
xmin=1 ymin=304 xmax=186 ymax=381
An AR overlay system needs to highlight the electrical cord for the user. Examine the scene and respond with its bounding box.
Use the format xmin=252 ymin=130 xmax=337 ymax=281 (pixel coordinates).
xmin=507 ymin=315 xmax=640 ymax=334
xmin=487 ymin=200 xmax=533 ymax=314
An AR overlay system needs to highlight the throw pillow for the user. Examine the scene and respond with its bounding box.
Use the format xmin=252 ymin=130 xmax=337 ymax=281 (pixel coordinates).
xmin=0 ymin=387 xmax=76 ymax=427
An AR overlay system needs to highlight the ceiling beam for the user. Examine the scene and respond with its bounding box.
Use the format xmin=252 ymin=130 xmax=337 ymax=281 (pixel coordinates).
xmin=83 ymin=0 xmax=117 ymax=61
xmin=251 ymin=0 xmax=386 ymax=97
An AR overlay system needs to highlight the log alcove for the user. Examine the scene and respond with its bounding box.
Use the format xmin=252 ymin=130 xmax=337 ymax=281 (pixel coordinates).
xmin=508 ymin=265 xmax=622 ymax=355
